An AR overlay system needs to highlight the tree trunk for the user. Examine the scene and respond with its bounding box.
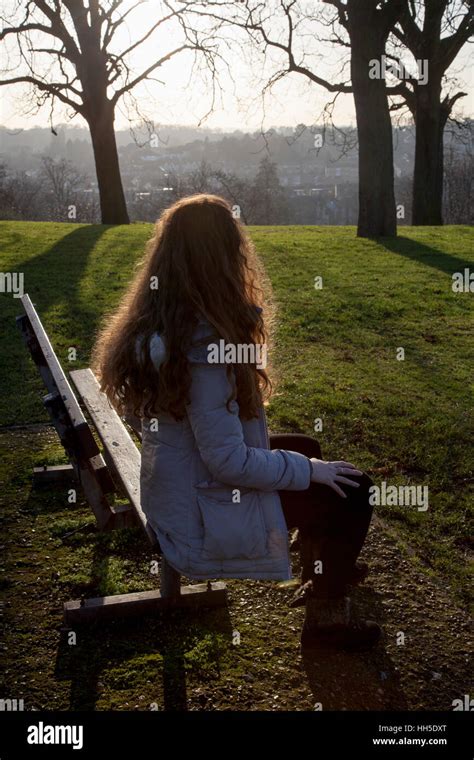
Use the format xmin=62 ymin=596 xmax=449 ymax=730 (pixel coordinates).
xmin=349 ymin=21 xmax=397 ymax=237
xmin=412 ymin=81 xmax=445 ymax=225
xmin=87 ymin=104 xmax=129 ymax=225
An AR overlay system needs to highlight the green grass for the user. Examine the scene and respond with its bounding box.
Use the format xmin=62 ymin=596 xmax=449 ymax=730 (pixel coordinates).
xmin=0 ymin=221 xmax=473 ymax=601
xmin=262 ymin=225 xmax=473 ymax=601
xmin=0 ymin=222 xmax=474 ymax=709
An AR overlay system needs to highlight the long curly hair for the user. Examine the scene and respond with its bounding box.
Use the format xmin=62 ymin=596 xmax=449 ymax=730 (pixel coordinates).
xmin=92 ymin=194 xmax=275 ymax=421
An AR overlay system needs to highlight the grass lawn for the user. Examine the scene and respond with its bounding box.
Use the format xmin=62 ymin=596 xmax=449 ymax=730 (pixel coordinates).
xmin=0 ymin=221 xmax=472 ymax=710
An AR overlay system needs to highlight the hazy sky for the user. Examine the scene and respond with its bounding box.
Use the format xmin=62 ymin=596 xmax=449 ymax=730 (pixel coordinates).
xmin=1 ymin=0 xmax=472 ymax=132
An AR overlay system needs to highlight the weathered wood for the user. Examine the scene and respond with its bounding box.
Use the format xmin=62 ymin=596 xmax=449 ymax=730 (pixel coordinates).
xmin=109 ymin=502 xmax=136 ymax=530
xmin=70 ymin=368 xmax=155 ymax=544
xmin=89 ymin=454 xmax=116 ymax=496
xmin=64 ymin=581 xmax=227 ymax=624
xmin=19 ymin=296 xmax=99 ymax=459
xmin=17 ymin=314 xmax=57 ymax=397
xmin=42 ymin=391 xmax=114 ymax=530
xmin=17 ymin=297 xmax=116 ymax=529
xmin=76 ymin=464 xmax=115 ymax=531
xmin=33 ymin=464 xmax=76 ymax=484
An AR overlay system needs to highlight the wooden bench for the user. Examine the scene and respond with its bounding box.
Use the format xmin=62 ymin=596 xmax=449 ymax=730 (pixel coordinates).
xmin=17 ymin=294 xmax=227 ymax=624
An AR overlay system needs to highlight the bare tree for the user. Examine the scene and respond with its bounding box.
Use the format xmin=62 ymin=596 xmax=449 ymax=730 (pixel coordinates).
xmin=40 ymin=154 xmax=93 ymax=220
xmin=323 ymin=0 xmax=407 ymax=237
xmin=188 ymin=159 xmax=219 ymax=193
xmin=443 ymin=119 xmax=473 ymax=224
xmin=0 ymin=164 xmax=42 ymax=219
xmin=178 ymin=0 xmax=406 ymax=237
xmin=1 ymin=1 xmax=217 ymax=224
xmin=388 ymin=0 xmax=473 ymax=224
xmin=250 ymin=156 xmax=288 ymax=224
xmin=212 ymin=169 xmax=252 ymax=224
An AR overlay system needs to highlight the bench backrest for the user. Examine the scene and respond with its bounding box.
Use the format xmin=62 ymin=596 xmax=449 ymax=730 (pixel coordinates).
xmin=18 ymin=294 xmax=100 ymax=459
xmin=18 ymin=294 xmax=116 ymax=529
xmin=18 ymin=294 xmax=156 ymax=545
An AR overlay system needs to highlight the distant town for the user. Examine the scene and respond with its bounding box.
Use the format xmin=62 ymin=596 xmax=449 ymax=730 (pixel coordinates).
xmin=1 ymin=121 xmax=472 ymax=225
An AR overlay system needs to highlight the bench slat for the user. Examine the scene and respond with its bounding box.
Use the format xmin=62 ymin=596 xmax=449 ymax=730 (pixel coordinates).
xmin=20 ymin=295 xmax=95 ymax=445
xmin=64 ymin=582 xmax=227 ymax=624
xmin=70 ymin=368 xmax=154 ymax=543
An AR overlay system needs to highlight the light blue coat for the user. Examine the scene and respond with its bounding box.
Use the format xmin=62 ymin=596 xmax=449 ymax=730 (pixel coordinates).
xmin=139 ymin=320 xmax=312 ymax=580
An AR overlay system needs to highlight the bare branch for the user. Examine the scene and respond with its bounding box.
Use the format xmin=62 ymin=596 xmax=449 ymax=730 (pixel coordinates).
xmin=0 ymin=75 xmax=84 ymax=113
xmin=439 ymin=6 xmax=474 ymax=71
xmin=0 ymin=23 xmax=51 ymax=41
xmin=111 ymin=44 xmax=192 ymax=104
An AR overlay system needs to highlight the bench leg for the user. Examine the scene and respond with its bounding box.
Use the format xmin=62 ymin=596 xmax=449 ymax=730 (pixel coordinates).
xmin=161 ymin=558 xmax=181 ymax=598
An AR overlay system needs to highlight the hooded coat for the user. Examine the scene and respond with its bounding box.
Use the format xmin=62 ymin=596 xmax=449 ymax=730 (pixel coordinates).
xmin=139 ymin=319 xmax=312 ymax=580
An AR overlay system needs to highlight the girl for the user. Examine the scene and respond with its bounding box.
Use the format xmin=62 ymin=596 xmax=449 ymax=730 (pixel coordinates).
xmin=93 ymin=194 xmax=380 ymax=650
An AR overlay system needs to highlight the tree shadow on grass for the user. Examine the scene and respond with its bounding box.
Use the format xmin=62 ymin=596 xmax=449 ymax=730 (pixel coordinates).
xmin=378 ymin=236 xmax=471 ymax=277
xmin=301 ymin=586 xmax=408 ymax=710
xmin=4 ymin=225 xmax=111 ymax=425
xmin=19 ymin=225 xmax=111 ymax=313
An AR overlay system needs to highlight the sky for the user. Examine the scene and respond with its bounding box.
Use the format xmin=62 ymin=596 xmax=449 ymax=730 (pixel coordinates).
xmin=1 ymin=0 xmax=472 ymax=133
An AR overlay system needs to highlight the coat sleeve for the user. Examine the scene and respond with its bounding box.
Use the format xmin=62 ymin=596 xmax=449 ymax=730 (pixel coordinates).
xmin=186 ymin=358 xmax=312 ymax=491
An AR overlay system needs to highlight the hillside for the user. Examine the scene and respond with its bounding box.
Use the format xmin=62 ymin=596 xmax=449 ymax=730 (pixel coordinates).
xmin=0 ymin=222 xmax=472 ymax=710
